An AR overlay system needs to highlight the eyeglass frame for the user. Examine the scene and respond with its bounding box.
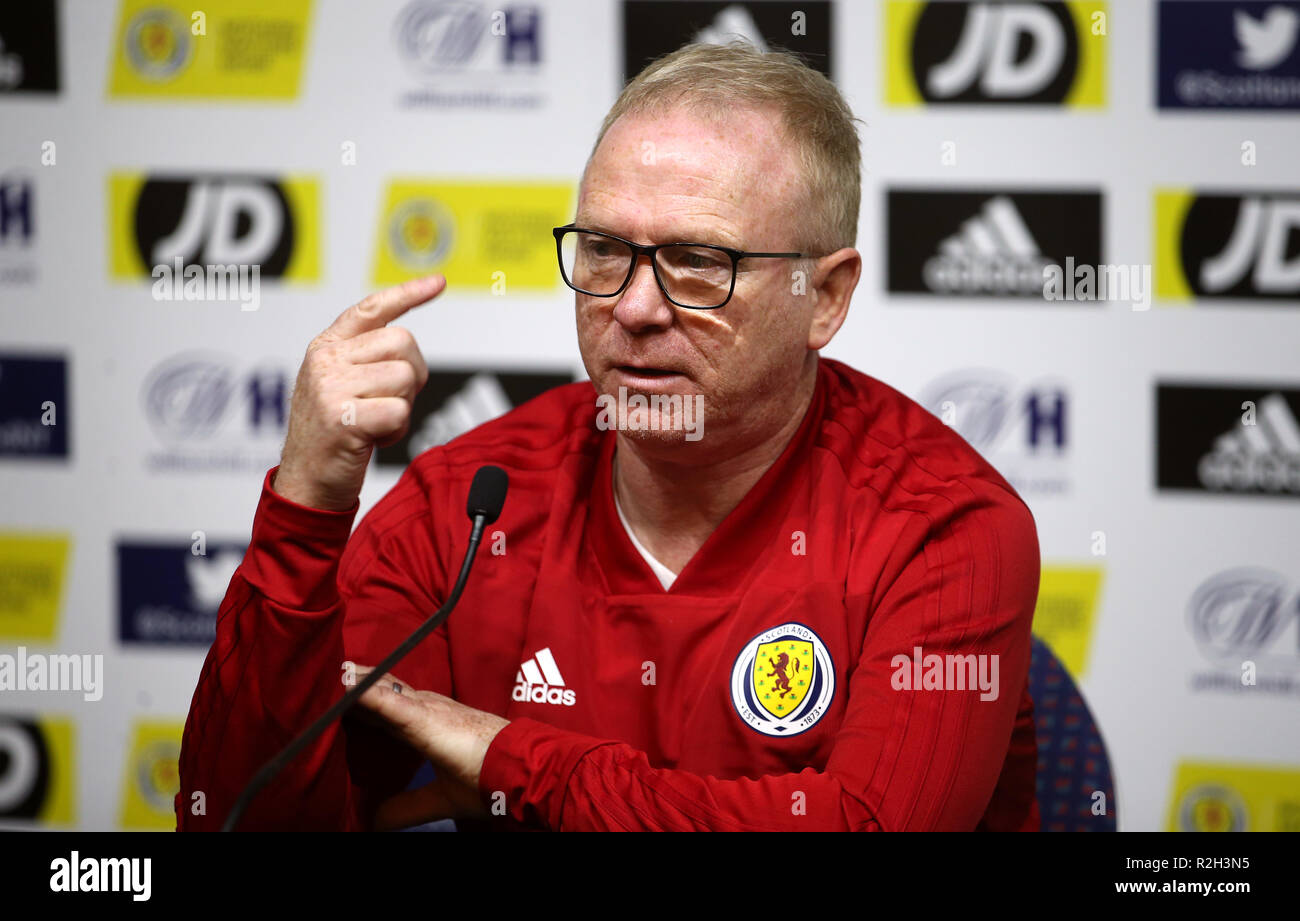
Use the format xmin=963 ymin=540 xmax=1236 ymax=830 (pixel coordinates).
xmin=552 ymin=223 xmax=807 ymax=310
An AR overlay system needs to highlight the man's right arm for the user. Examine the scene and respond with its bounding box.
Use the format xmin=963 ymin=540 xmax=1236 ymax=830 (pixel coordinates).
xmin=175 ymin=276 xmax=449 ymax=831
xmin=177 ymin=467 xmax=360 ymax=830
xmin=176 ymin=464 xmax=450 ymax=831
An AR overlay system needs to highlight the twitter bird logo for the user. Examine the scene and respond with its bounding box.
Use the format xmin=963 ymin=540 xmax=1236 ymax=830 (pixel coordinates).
xmin=1235 ymin=5 xmax=1300 ymax=71
xmin=186 ymin=549 xmax=243 ymax=612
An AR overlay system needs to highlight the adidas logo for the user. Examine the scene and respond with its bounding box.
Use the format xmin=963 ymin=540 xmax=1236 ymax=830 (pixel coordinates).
xmin=512 ymin=647 xmax=576 ymax=707
xmin=923 ymin=196 xmax=1051 ymax=295
xmin=409 ymin=372 xmax=511 ymax=458
xmin=1198 ymin=393 xmax=1300 ymax=493
xmin=694 ymin=6 xmax=769 ymax=52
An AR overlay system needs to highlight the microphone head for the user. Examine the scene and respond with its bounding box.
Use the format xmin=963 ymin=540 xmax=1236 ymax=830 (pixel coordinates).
xmin=466 ymin=465 xmax=509 ymax=524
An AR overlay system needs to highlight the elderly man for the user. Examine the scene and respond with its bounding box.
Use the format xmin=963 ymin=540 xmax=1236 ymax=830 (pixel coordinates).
xmin=178 ymin=43 xmax=1040 ymax=831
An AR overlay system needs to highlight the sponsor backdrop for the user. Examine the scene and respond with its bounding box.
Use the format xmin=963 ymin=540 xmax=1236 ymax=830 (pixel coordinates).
xmin=1 ymin=0 xmax=1297 ymax=831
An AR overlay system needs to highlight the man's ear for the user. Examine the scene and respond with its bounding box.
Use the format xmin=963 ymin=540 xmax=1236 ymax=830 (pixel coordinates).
xmin=807 ymin=248 xmax=861 ymax=350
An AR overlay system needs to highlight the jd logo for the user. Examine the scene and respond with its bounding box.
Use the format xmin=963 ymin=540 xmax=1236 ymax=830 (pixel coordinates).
xmin=132 ymin=177 xmax=294 ymax=275
xmin=1190 ymin=196 xmax=1300 ymax=299
xmin=914 ymin=1 xmax=1078 ymax=103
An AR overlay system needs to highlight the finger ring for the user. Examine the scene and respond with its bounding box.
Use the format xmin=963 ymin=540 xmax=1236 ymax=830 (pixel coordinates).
xmin=392 ymin=682 xmax=402 ymax=695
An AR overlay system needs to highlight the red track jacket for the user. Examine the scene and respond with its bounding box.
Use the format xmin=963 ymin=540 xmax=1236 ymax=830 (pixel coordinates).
xmin=177 ymin=358 xmax=1041 ymax=831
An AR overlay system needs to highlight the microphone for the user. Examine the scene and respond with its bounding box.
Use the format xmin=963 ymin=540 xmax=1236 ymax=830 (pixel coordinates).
xmin=466 ymin=464 xmax=508 ymax=523
xmin=220 ymin=464 xmax=509 ymax=832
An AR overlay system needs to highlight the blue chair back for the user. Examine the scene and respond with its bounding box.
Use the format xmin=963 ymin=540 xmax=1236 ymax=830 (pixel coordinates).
xmin=1029 ymin=635 xmax=1117 ymax=831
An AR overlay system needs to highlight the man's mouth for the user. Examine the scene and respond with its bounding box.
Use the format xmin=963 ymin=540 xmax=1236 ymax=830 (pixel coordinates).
xmin=617 ymin=365 xmax=679 ymax=378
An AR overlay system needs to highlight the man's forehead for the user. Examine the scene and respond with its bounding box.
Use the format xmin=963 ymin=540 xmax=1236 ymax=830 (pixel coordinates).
xmin=579 ymin=106 xmax=797 ymax=242
xmin=603 ymin=104 xmax=781 ymax=157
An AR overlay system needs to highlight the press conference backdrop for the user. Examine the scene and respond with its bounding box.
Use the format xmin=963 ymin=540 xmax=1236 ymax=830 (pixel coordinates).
xmin=1 ymin=0 xmax=1298 ymax=832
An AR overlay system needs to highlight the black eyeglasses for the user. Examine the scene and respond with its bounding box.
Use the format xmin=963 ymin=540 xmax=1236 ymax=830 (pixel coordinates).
xmin=552 ymin=224 xmax=805 ymax=310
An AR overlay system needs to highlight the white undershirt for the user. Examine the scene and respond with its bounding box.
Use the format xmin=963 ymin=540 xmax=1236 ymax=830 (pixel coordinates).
xmin=613 ymin=480 xmax=678 ymax=590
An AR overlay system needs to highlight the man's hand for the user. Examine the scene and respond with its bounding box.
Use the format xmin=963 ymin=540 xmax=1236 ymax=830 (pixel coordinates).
xmin=273 ymin=275 xmax=445 ymax=511
xmin=348 ymin=663 xmax=510 ymax=826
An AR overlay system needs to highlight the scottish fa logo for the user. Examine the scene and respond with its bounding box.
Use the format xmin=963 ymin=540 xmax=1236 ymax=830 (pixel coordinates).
xmin=730 ymin=623 xmax=835 ymax=737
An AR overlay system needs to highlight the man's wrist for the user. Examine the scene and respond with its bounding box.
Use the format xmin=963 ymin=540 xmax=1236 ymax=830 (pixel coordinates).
xmin=271 ymin=462 xmax=356 ymax=512
xmin=241 ymin=466 xmax=359 ymax=611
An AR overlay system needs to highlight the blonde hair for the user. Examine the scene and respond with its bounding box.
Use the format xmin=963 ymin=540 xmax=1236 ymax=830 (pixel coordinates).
xmin=590 ymin=41 xmax=862 ymax=255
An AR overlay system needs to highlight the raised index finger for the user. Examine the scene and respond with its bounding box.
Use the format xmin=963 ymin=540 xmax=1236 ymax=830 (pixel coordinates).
xmin=324 ymin=274 xmax=446 ymax=341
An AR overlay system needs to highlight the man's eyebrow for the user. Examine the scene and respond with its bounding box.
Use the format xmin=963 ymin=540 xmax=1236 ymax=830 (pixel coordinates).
xmin=573 ymin=217 xmax=625 ymax=237
xmin=573 ymin=218 xmax=744 ymax=248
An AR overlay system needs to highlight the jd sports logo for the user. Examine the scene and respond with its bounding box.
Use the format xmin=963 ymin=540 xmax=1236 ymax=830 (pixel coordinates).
xmin=1157 ymin=384 xmax=1300 ymax=497
xmin=137 ymin=179 xmax=291 ymax=273
xmin=109 ymin=173 xmax=320 ymax=281
xmin=0 ymin=716 xmax=73 ymax=823
xmin=886 ymin=1 xmax=1106 ymax=106
xmin=887 ymin=189 xmax=1102 ymax=296
xmin=512 ymin=647 xmax=576 ymax=706
xmin=1156 ymin=191 xmax=1300 ymax=302
xmin=375 ymin=368 xmax=574 ymax=468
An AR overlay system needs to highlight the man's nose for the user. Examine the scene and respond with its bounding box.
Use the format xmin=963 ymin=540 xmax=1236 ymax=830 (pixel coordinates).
xmin=612 ymin=254 xmax=674 ymax=332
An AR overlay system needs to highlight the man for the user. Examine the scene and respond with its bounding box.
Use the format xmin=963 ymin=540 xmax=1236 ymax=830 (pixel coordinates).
xmin=177 ymin=42 xmax=1040 ymax=832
